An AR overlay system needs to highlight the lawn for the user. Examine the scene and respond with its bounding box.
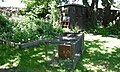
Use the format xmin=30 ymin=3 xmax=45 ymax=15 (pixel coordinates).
xmin=0 ymin=34 xmax=120 ymax=72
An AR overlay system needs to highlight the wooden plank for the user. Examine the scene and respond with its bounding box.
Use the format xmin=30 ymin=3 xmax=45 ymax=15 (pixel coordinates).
xmin=20 ymin=40 xmax=41 ymax=48
xmin=20 ymin=38 xmax=83 ymax=48
xmin=20 ymin=33 xmax=83 ymax=48
xmin=20 ymin=39 xmax=74 ymax=48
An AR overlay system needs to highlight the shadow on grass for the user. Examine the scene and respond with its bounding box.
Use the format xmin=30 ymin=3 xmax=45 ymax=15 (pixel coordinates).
xmin=75 ymin=40 xmax=120 ymax=72
xmin=0 ymin=44 xmax=66 ymax=72
xmin=0 ymin=39 xmax=120 ymax=72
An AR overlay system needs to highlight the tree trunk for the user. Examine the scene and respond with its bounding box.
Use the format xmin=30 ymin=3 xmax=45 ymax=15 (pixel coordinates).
xmin=82 ymin=0 xmax=90 ymax=7
xmin=82 ymin=0 xmax=98 ymax=26
xmin=102 ymin=4 xmax=111 ymax=27
xmin=101 ymin=0 xmax=114 ymax=27
xmin=90 ymin=0 xmax=99 ymax=25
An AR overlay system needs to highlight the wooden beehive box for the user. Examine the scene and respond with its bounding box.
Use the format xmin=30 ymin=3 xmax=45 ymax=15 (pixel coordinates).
xmin=58 ymin=45 xmax=72 ymax=58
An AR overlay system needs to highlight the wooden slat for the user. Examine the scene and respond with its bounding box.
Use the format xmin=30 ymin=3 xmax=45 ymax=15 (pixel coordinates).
xmin=20 ymin=33 xmax=83 ymax=48
xmin=20 ymin=39 xmax=75 ymax=48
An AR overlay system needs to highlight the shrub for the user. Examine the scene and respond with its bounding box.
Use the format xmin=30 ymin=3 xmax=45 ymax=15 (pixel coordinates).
xmin=10 ymin=16 xmax=63 ymax=43
xmin=0 ymin=0 xmax=63 ymax=43
xmin=0 ymin=14 xmax=13 ymax=39
xmin=85 ymin=22 xmax=119 ymax=36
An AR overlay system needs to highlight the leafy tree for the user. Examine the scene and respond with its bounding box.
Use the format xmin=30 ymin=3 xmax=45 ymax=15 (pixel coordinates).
xmin=82 ymin=0 xmax=99 ymax=26
xmin=82 ymin=0 xmax=120 ymax=27
xmin=101 ymin=0 xmax=114 ymax=27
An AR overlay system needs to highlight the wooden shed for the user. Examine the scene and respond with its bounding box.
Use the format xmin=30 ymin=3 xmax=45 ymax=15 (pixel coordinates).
xmin=58 ymin=4 xmax=88 ymax=30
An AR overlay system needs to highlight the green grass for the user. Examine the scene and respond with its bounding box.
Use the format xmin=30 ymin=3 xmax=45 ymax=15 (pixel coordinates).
xmin=0 ymin=34 xmax=120 ymax=72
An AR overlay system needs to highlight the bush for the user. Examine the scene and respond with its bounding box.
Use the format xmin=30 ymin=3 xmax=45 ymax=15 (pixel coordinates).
xmin=10 ymin=16 xmax=63 ymax=43
xmin=108 ymin=24 xmax=119 ymax=35
xmin=0 ymin=0 xmax=63 ymax=43
xmin=22 ymin=0 xmax=50 ymax=18
xmin=0 ymin=15 xmax=63 ymax=43
xmin=85 ymin=22 xmax=119 ymax=36
xmin=0 ymin=14 xmax=13 ymax=39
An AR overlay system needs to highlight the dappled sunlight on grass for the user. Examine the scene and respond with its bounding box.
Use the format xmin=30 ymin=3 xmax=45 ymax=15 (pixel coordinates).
xmin=85 ymin=34 xmax=120 ymax=54
xmin=85 ymin=34 xmax=120 ymax=47
xmin=0 ymin=44 xmax=21 ymax=70
xmin=0 ymin=56 xmax=20 ymax=69
xmin=79 ymin=34 xmax=120 ymax=72
xmin=83 ymin=63 xmax=106 ymax=72
xmin=0 ymin=34 xmax=120 ymax=72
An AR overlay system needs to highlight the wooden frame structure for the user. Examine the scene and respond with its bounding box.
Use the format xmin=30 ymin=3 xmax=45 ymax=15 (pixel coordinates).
xmin=20 ymin=33 xmax=84 ymax=69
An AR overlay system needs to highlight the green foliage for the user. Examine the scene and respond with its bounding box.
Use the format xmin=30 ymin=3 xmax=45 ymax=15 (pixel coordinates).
xmin=108 ymin=24 xmax=119 ymax=35
xmin=85 ymin=22 xmax=96 ymax=33
xmin=0 ymin=14 xmax=11 ymax=30
xmin=1 ymin=35 xmax=120 ymax=71
xmin=0 ymin=14 xmax=13 ymax=39
xmin=0 ymin=15 xmax=63 ymax=43
xmin=86 ymin=22 xmax=120 ymax=37
xmin=48 ymin=1 xmax=60 ymax=24
xmin=25 ymin=4 xmax=49 ymax=18
xmin=71 ymin=24 xmax=80 ymax=33
xmin=11 ymin=17 xmax=38 ymax=42
xmin=22 ymin=0 xmax=61 ymax=23
xmin=11 ymin=16 xmax=63 ymax=42
xmin=23 ymin=0 xmax=51 ymax=18
xmin=1 ymin=17 xmax=62 ymax=42
xmin=0 ymin=0 xmax=63 ymax=43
